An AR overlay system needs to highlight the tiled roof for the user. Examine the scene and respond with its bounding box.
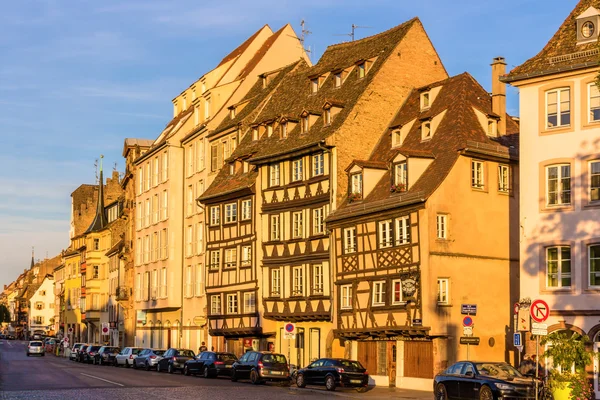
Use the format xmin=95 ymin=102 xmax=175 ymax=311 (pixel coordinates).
xmin=345 ymin=160 xmax=388 ymax=172
xmin=216 ymin=25 xmax=270 ymax=68
xmin=504 ymin=0 xmax=600 ymax=82
xmin=236 ymin=25 xmax=289 ymax=80
xmin=327 ymin=72 xmax=519 ymax=222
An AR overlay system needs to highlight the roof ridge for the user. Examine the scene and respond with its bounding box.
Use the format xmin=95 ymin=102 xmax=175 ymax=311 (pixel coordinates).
xmin=325 ymin=17 xmax=419 ymax=50
xmin=216 ymin=24 xmax=271 ymax=68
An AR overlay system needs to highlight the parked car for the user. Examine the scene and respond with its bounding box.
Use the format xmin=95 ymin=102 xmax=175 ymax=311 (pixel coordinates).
xmin=94 ymin=346 xmax=120 ymax=365
xmin=295 ymin=358 xmax=368 ymax=391
xmin=0 ymin=334 xmax=5 ymax=339
xmin=183 ymin=351 xmax=238 ymax=377
xmin=156 ymin=348 xmax=196 ymax=374
xmin=7 ymin=334 xmax=16 ymax=340
xmin=114 ymin=347 xmax=143 ymax=367
xmin=433 ymin=361 xmax=536 ymax=400
xmin=69 ymin=343 xmax=86 ymax=361
xmin=26 ymin=340 xmax=45 ymax=357
xmin=231 ymin=351 xmax=290 ymax=384
xmin=77 ymin=345 xmax=90 ymax=362
xmin=44 ymin=338 xmax=56 ymax=353
xmin=32 ymin=334 xmax=42 ymax=340
xmin=81 ymin=345 xmax=102 ymax=364
xmin=134 ymin=349 xmax=166 ymax=370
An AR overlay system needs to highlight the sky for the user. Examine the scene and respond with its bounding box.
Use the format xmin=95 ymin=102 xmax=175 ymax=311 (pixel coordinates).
xmin=0 ymin=0 xmax=578 ymax=288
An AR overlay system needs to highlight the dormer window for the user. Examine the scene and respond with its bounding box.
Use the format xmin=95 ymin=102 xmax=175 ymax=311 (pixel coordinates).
xmin=267 ymin=123 xmax=273 ymax=137
xmin=358 ymin=62 xmax=366 ymax=79
xmin=243 ymin=161 xmax=249 ymax=173
xmin=577 ymin=7 xmax=600 ymax=45
xmin=420 ymin=92 xmax=430 ymax=110
xmin=311 ymin=78 xmax=319 ymax=94
xmin=201 ymin=81 xmax=206 ymax=93
xmin=583 ymin=21 xmax=595 ymax=37
xmin=281 ymin=122 xmax=288 ymax=138
xmin=334 ymin=72 xmax=342 ymax=88
xmin=351 ymin=173 xmax=363 ymax=196
xmin=393 ymin=162 xmax=407 ymax=192
xmin=252 ymin=127 xmax=258 ymax=141
xmin=421 ymin=121 xmax=432 ymax=141
xmin=229 ymin=163 xmax=235 ymax=175
xmin=324 ymin=108 xmax=331 ymax=126
xmin=301 ymin=116 xmax=309 ymax=133
xmin=392 ymin=129 xmax=402 ymax=147
xmin=487 ymin=119 xmax=498 ymax=136
xmin=182 ymin=95 xmax=187 ymax=110
xmin=230 ymin=107 xmax=236 ymax=119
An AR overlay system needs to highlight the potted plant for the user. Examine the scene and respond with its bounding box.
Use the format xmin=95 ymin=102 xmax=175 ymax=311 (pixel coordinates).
xmin=541 ymin=331 xmax=593 ymax=400
xmin=390 ymin=183 xmax=406 ymax=193
xmin=348 ymin=192 xmax=362 ymax=203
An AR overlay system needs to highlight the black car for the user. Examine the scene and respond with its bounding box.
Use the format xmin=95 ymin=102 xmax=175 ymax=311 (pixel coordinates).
xmin=231 ymin=351 xmax=290 ymax=385
xmin=295 ymin=358 xmax=369 ymax=391
xmin=433 ymin=361 xmax=536 ymax=400
xmin=82 ymin=345 xmax=102 ymax=363
xmin=77 ymin=345 xmax=90 ymax=362
xmin=94 ymin=346 xmax=120 ymax=365
xmin=156 ymin=348 xmax=196 ymax=374
xmin=183 ymin=351 xmax=238 ymax=378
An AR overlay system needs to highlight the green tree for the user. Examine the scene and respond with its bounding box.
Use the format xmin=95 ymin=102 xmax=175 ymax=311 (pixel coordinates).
xmin=0 ymin=304 xmax=10 ymax=324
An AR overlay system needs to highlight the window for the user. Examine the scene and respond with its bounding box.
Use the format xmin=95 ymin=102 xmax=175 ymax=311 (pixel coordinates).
xmin=313 ymin=208 xmax=325 ymax=235
xmin=211 ymin=295 xmax=221 ymax=315
xmin=334 ymin=72 xmax=342 ymax=88
xmin=312 ymin=265 xmax=323 ymax=295
xmin=546 ymin=164 xmax=571 ymax=206
xmin=395 ymin=216 xmax=410 ymax=245
xmin=498 ymin=165 xmax=510 ymax=192
xmin=185 ymin=265 xmax=193 ymax=298
xmin=546 ymin=246 xmax=571 ymax=288
xmin=241 ymin=199 xmax=252 ymax=220
xmin=372 ymin=281 xmax=385 ymax=306
xmin=292 ymin=211 xmax=304 ymax=238
xmin=241 ymin=245 xmax=252 ymax=267
xmin=270 ymin=163 xmax=280 ymax=187
xmin=324 ymin=108 xmax=331 ymax=125
xmin=312 ymin=153 xmax=324 ymax=176
xmin=210 ymin=144 xmax=218 ymax=171
xmin=344 ymin=227 xmax=356 ymax=253
xmin=421 ymin=121 xmax=431 ymax=140
xmin=224 ymin=203 xmax=237 ymax=223
xmin=93 ymin=238 xmax=100 ymax=251
xmin=160 ymin=228 xmax=168 ymax=259
xmin=394 ymin=162 xmax=407 ymax=189
xmin=351 ymin=173 xmax=362 ymax=195
xmin=292 ymin=266 xmax=304 ymax=296
xmin=151 ymin=270 xmax=158 ymax=300
xmin=270 ymin=215 xmax=280 ymax=241
xmin=487 ymin=119 xmax=497 ymax=136
xmin=341 ymin=285 xmax=352 ymax=309
xmin=209 ymin=251 xmax=220 ymax=270
xmin=546 ymin=88 xmax=570 ymax=128
xmin=186 ymin=185 xmax=194 ymax=216
xmin=358 ymin=62 xmax=365 ymax=78
xmin=160 ymin=190 xmax=168 ymax=220
xmin=197 ymin=141 xmax=205 ymax=171
xmin=143 ymin=272 xmax=150 ymax=301
xmin=436 ymin=214 xmax=448 ymax=239
xmin=186 ymin=225 xmax=193 ymax=257
xmin=379 ymin=220 xmax=393 ymax=248
xmin=471 ymin=160 xmax=485 ymax=189
xmin=92 ymin=265 xmax=99 ymax=279
xmin=589 ymin=245 xmax=600 ymax=287
xmin=311 ymin=78 xmax=318 ymax=94
xmin=195 ymin=222 xmax=203 ymax=255
xmin=281 ymin=122 xmax=288 ymax=138
xmin=204 ymin=98 xmax=211 ymax=119
xmin=437 ymin=278 xmax=449 ymax=304
xmin=252 ymin=127 xmax=258 ymax=141
xmin=271 ymin=269 xmax=281 ymax=296
xmin=392 ymin=279 xmax=403 ymax=305
xmin=589 ymin=83 xmax=600 ymax=123
xmin=161 ymin=151 xmax=168 ymax=182
xmin=301 ymin=116 xmax=309 ymax=133
xmin=186 ymin=146 xmax=194 ymax=177
xmin=244 ymin=292 xmax=256 ymax=313
xmin=210 ymin=206 xmax=220 ymax=225
xmin=421 ymin=92 xmax=430 ymax=110
xmin=591 ymin=161 xmax=600 ymax=201
xmin=152 ymin=232 xmax=158 ymax=261
xmin=152 ymin=194 xmax=159 ymax=223
xmin=135 ymin=273 xmax=141 ymax=301
xmin=138 ymin=167 xmax=144 ymax=195
xmin=195 ymin=264 xmax=203 ymax=296
xmin=292 ymin=159 xmax=303 ymax=182
xmin=227 ymin=294 xmax=238 ymax=314
xmin=224 ymin=248 xmax=237 ymax=268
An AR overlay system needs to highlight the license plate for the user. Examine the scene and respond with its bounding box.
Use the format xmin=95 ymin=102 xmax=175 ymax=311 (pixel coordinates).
xmin=271 ymin=371 xmax=283 ymax=375
xmin=350 ymin=379 xmax=362 ymax=384
xmin=225 ymin=365 xmax=232 ymax=368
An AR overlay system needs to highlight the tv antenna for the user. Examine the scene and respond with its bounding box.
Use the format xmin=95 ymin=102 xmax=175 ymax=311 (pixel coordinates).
xmin=334 ymin=24 xmax=372 ymax=42
xmin=288 ymin=19 xmax=313 ymax=61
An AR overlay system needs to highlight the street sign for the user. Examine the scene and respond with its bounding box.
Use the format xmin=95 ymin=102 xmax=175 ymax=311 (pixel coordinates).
xmin=531 ymin=322 xmax=548 ymax=336
xmin=64 ymin=336 xmax=69 ymax=343
xmin=514 ymin=303 xmax=520 ymax=314
xmin=101 ymin=323 xmax=109 ymax=336
xmin=463 ymin=316 xmax=474 ymax=327
xmin=530 ymin=299 xmax=550 ymax=323
xmin=68 ymin=327 xmax=73 ymax=333
xmin=412 ymin=319 xmax=422 ymax=326
xmin=461 ymin=304 xmax=477 ymax=315
xmin=283 ymin=323 xmax=296 ymax=340
xmin=463 ymin=326 xmax=473 ymax=336
xmin=513 ymin=332 xmax=521 ymax=347
xmin=460 ymin=337 xmax=480 ymax=345
xmin=517 ymin=308 xmax=530 ymax=331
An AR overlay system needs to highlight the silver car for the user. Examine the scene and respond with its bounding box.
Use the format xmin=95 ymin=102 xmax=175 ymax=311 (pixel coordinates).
xmin=69 ymin=343 xmax=87 ymax=361
xmin=114 ymin=347 xmax=144 ymax=367
xmin=27 ymin=341 xmax=45 ymax=356
xmin=134 ymin=349 xmax=166 ymax=370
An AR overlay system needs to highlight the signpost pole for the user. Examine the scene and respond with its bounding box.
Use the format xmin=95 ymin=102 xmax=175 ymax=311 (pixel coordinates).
xmin=535 ymin=335 xmax=539 ymax=400
xmin=467 ymin=343 xmax=470 ymax=361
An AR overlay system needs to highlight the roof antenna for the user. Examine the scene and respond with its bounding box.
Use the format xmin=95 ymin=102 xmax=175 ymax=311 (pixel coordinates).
xmin=286 ymin=19 xmax=312 ymax=61
xmin=334 ymin=24 xmax=372 ymax=42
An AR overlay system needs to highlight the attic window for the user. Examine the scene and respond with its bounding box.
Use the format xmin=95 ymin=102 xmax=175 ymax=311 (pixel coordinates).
xmin=262 ymin=76 xmax=267 ymax=88
xmin=230 ymin=107 xmax=236 ymax=119
xmin=350 ymin=173 xmax=363 ymax=197
xmin=229 ymin=163 xmax=235 ymax=175
xmin=301 ymin=116 xmax=309 ymax=133
xmin=201 ymin=81 xmax=206 ymax=93
xmin=420 ymin=92 xmax=430 ymax=110
xmin=281 ymin=122 xmax=288 ymax=138
xmin=182 ymin=95 xmax=187 ymax=110
xmin=358 ymin=62 xmax=366 ymax=79
xmin=243 ymin=162 xmax=249 ymax=173
xmin=311 ymin=78 xmax=319 ymax=94
xmin=252 ymin=127 xmax=258 ymax=141
xmin=421 ymin=121 xmax=432 ymax=141
xmin=487 ymin=119 xmax=498 ymax=136
xmin=334 ymin=72 xmax=342 ymax=88
xmin=267 ymin=123 xmax=273 ymax=137
xmin=324 ymin=109 xmax=331 ymax=126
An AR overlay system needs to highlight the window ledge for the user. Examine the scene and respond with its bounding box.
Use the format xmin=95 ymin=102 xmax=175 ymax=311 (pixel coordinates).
xmin=437 ymin=303 xmax=452 ymax=307
xmin=540 ymin=288 xmax=574 ymax=295
xmin=540 ymin=125 xmax=572 ymax=136
xmin=583 ymin=201 xmax=600 ymax=209
xmin=541 ymin=204 xmax=574 ymax=213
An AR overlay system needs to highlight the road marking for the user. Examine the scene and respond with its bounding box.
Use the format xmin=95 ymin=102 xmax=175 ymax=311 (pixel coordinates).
xmin=80 ymin=373 xmax=124 ymax=387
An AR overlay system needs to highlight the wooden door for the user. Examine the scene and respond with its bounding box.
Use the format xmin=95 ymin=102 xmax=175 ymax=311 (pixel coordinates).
xmin=357 ymin=341 xmax=377 ymax=375
xmin=388 ymin=342 xmax=397 ymax=386
xmin=404 ymin=341 xmax=433 ymax=379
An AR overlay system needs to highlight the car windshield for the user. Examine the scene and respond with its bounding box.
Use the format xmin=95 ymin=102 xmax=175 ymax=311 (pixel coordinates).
xmin=475 ymin=363 xmax=523 ymax=379
xmin=178 ymin=350 xmax=195 ymax=357
xmin=262 ymin=354 xmax=287 ymax=364
xmin=339 ymin=360 xmax=364 ymax=371
xmin=154 ymin=350 xmax=165 ymax=356
xmin=90 ymin=346 xmax=101 ymax=351
xmin=109 ymin=347 xmax=120 ymax=352
xmin=132 ymin=348 xmax=142 ymax=355
xmin=218 ymin=353 xmax=237 ymax=361
xmin=30 ymin=341 xmax=43 ymax=346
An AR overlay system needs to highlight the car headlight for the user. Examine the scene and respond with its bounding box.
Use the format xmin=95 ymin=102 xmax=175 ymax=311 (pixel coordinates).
xmin=496 ymin=383 xmax=515 ymax=391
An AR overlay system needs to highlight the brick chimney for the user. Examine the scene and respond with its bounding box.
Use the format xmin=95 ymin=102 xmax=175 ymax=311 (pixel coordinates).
xmin=491 ymin=57 xmax=507 ymax=135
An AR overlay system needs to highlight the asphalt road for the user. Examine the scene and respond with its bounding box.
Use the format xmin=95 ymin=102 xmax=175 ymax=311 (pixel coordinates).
xmin=0 ymin=340 xmax=425 ymax=400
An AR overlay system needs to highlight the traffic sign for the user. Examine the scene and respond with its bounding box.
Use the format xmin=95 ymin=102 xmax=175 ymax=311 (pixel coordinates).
xmin=461 ymin=304 xmax=477 ymax=315
xmin=68 ymin=327 xmax=73 ymax=333
xmin=101 ymin=323 xmax=109 ymax=336
xmin=530 ymin=299 xmax=550 ymax=323
xmin=513 ymin=332 xmax=521 ymax=347
xmin=517 ymin=308 xmax=530 ymax=331
xmin=64 ymin=336 xmax=69 ymax=343
xmin=514 ymin=303 xmax=520 ymax=314
xmin=284 ymin=323 xmax=296 ymax=340
xmin=460 ymin=337 xmax=480 ymax=345
xmin=463 ymin=326 xmax=473 ymax=336
xmin=531 ymin=322 xmax=548 ymax=336
xmin=463 ymin=316 xmax=474 ymax=327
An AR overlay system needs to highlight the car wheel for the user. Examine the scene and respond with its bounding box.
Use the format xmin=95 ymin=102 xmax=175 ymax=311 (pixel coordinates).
xmin=479 ymin=385 xmax=493 ymax=400
xmin=250 ymin=369 xmax=261 ymax=385
xmin=436 ymin=383 xmax=448 ymax=400
xmin=133 ymin=361 xmax=137 ymax=369
xmin=113 ymin=359 xmax=118 ymax=367
xmin=325 ymin=375 xmax=336 ymax=391
xmin=230 ymin=369 xmax=238 ymax=382
xmin=203 ymin=366 xmax=210 ymax=379
xmin=168 ymin=364 xmax=174 ymax=374
xmin=126 ymin=360 xmax=131 ymax=368
xmin=296 ymin=373 xmax=306 ymax=388
xmin=26 ymin=353 xmax=30 ymax=357
xmin=157 ymin=363 xmax=162 ymax=373
xmin=145 ymin=362 xmax=151 ymax=371
xmin=184 ymin=365 xmax=190 ymax=376
xmin=41 ymin=353 xmax=45 ymax=357
xmin=356 ymin=387 xmax=368 ymax=393
xmin=93 ymin=357 xmax=96 ymax=365
xmin=99 ymin=358 xmax=103 ymax=366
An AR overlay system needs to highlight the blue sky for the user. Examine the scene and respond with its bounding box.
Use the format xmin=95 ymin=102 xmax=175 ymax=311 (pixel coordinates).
xmin=0 ymin=0 xmax=577 ymax=288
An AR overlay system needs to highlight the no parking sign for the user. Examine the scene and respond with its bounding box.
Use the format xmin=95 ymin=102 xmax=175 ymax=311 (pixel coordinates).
xmin=284 ymin=323 xmax=296 ymax=340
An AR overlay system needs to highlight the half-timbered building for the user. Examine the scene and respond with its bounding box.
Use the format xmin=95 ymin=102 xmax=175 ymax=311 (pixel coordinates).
xmin=326 ymin=69 xmax=520 ymax=389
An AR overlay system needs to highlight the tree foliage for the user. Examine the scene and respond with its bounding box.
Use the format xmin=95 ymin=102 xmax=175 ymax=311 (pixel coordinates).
xmin=0 ymin=304 xmax=10 ymax=324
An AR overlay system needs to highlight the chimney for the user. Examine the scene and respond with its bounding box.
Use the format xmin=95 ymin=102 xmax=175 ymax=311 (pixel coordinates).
xmin=491 ymin=57 xmax=507 ymax=135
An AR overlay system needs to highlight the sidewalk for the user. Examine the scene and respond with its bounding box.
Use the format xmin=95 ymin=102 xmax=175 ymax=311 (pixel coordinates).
xmin=288 ymin=386 xmax=432 ymax=399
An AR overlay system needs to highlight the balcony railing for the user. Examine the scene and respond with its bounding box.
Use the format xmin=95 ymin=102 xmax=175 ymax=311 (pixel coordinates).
xmin=116 ymin=286 xmax=131 ymax=301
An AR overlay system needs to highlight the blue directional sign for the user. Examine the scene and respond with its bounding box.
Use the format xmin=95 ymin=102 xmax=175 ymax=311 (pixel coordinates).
xmin=513 ymin=332 xmax=522 ymax=347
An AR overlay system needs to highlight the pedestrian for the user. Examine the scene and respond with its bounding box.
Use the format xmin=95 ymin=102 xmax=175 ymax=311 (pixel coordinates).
xmin=519 ymin=354 xmax=535 ymax=375
xmin=531 ymin=355 xmax=545 ymax=377
xmin=199 ymin=341 xmax=207 ymax=353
